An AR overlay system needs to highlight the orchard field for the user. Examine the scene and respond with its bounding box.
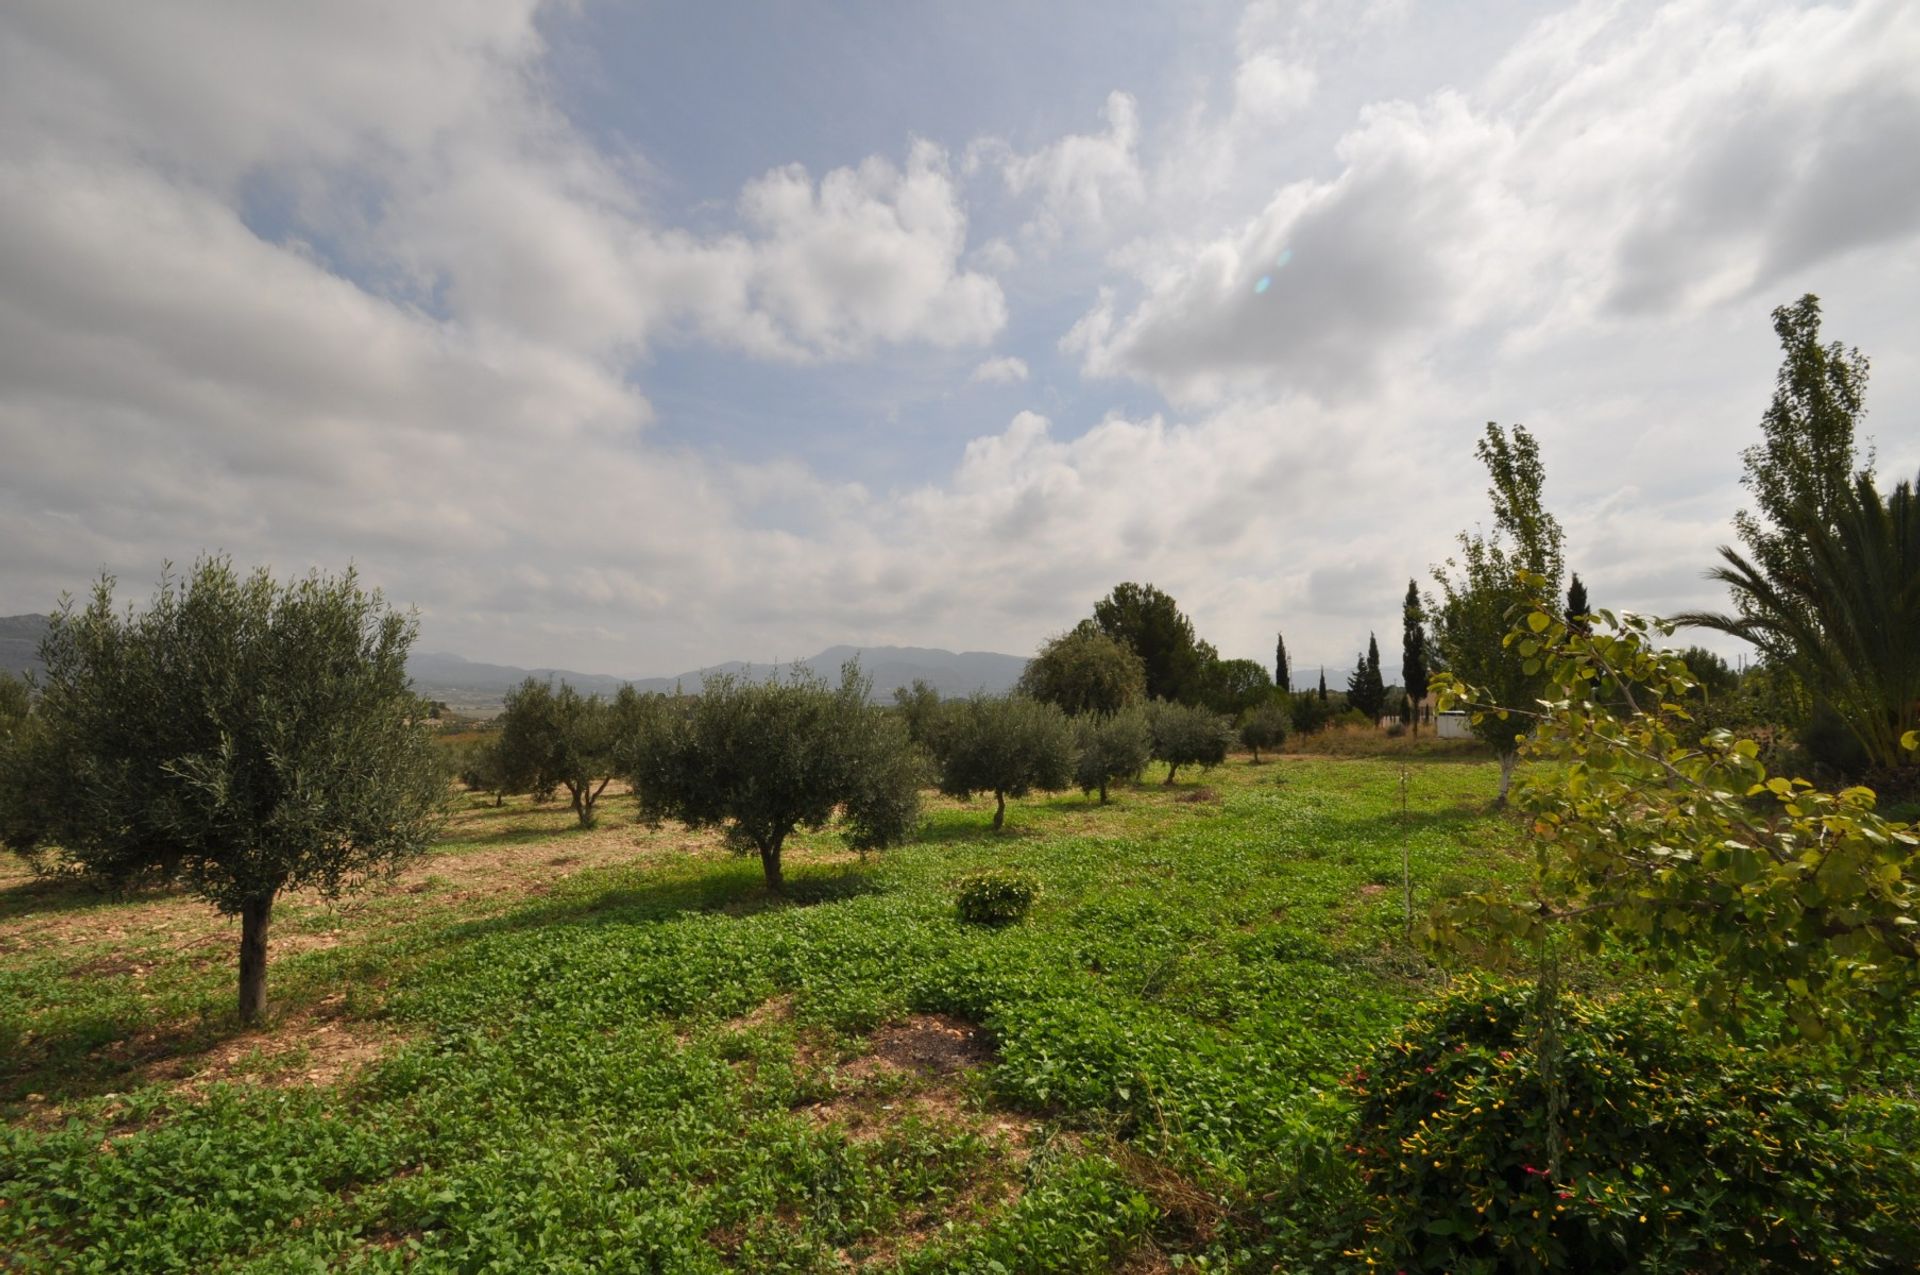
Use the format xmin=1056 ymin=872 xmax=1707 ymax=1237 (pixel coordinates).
xmin=4 ymin=752 xmax=1523 ymax=1272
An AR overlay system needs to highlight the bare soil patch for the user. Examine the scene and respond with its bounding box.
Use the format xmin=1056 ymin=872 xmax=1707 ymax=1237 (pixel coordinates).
xmin=140 ymin=993 xmax=409 ymax=1098
xmin=848 ymin=1013 xmax=994 ymax=1080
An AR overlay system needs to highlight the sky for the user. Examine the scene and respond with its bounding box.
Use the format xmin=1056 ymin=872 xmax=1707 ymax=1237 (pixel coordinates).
xmin=1 ymin=0 xmax=1916 ymax=685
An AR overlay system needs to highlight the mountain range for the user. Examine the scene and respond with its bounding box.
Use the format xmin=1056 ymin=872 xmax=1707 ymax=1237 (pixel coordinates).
xmin=0 ymin=615 xmax=1027 ymax=712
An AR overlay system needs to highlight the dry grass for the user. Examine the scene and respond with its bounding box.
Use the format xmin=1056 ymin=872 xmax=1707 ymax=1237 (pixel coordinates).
xmin=1283 ymin=724 xmax=1488 ymax=759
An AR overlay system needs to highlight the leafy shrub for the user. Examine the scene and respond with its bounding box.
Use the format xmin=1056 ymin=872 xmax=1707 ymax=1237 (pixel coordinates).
xmin=1346 ymin=982 xmax=1920 ymax=1272
xmin=954 ymin=867 xmax=1040 ymax=926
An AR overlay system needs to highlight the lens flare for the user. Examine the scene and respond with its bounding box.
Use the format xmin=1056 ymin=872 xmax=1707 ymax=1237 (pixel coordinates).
xmin=1253 ymin=275 xmax=1272 ymax=294
xmin=1275 ymin=247 xmax=1293 ymax=268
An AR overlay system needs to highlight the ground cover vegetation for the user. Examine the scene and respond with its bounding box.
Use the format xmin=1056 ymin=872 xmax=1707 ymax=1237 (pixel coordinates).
xmin=3 ymin=293 xmax=1919 ymax=1269
xmin=5 ymin=753 xmax=1549 ymax=1272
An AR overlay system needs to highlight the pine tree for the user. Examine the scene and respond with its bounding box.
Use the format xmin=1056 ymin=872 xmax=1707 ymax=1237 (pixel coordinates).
xmin=1402 ymin=580 xmax=1429 ymax=735
xmin=1347 ymin=634 xmax=1386 ymax=722
xmin=1274 ymin=631 xmax=1290 ymax=693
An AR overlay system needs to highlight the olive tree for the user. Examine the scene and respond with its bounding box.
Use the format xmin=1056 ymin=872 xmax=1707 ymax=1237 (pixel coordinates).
xmin=1238 ymin=701 xmax=1289 ymax=762
xmin=0 ymin=560 xmax=447 ymax=1024
xmin=628 ymin=663 xmax=920 ymax=891
xmin=496 ymin=678 xmax=628 ymax=827
xmin=456 ymin=735 xmax=511 ymax=807
xmin=1148 ymin=700 xmax=1232 ymax=785
xmin=1073 ymin=706 xmax=1151 ymax=803
xmin=0 ymin=670 xmax=28 ymax=739
xmin=929 ymin=693 xmax=1075 ymax=830
xmin=1018 ymin=621 xmax=1146 ymax=716
xmin=892 ymin=678 xmax=943 ymax=746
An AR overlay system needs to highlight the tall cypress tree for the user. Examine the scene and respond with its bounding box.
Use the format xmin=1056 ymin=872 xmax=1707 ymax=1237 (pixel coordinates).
xmin=1318 ymin=668 xmax=1327 ymax=702
xmin=1566 ymin=573 xmax=1589 ymax=620
xmin=1402 ymin=579 xmax=1429 ymax=735
xmin=1274 ymin=631 xmax=1290 ymax=693
xmin=1347 ymin=635 xmax=1386 ymax=721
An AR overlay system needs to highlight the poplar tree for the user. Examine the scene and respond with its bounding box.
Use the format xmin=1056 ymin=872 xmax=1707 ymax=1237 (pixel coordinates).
xmin=1432 ymin=423 xmax=1566 ymax=803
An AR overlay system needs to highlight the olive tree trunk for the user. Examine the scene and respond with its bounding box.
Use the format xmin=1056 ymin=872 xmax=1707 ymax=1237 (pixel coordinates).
xmin=238 ymin=891 xmax=276 ymax=1025
xmin=760 ymin=840 xmax=785 ymax=893
xmin=1494 ymin=751 xmax=1518 ymax=808
xmin=992 ymin=791 xmax=1007 ymax=830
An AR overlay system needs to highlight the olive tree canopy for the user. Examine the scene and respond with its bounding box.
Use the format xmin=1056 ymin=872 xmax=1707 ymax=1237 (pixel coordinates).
xmin=1148 ymin=701 xmax=1232 ymax=785
xmin=928 ymin=693 xmax=1075 ymax=830
xmin=0 ymin=560 xmax=447 ymax=1023
xmin=495 ymin=678 xmax=635 ymax=827
xmin=629 ymin=663 xmax=921 ymax=891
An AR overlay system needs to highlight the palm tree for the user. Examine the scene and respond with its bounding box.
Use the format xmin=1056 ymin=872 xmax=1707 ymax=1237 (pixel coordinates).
xmin=1680 ymin=470 xmax=1918 ymax=772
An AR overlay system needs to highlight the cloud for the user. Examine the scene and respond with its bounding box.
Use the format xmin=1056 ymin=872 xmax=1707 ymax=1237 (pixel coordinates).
xmin=725 ymin=142 xmax=1006 ymax=359
xmin=1067 ymin=0 xmax=1920 ymax=406
xmin=971 ymin=356 xmax=1030 ymax=384
xmin=2 ymin=0 xmax=1916 ymax=687
xmin=987 ymin=90 xmax=1146 ymax=247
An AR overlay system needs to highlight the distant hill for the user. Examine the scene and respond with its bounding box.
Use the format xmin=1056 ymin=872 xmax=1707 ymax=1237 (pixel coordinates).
xmin=0 ymin=613 xmax=50 ymax=681
xmin=0 ymin=617 xmax=1027 ymax=711
xmin=412 ymin=644 xmax=1028 ymax=713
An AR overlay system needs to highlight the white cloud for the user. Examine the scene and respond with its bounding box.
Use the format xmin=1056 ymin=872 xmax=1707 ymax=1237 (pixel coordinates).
xmin=725 ymin=142 xmax=1006 ymax=359
xmin=989 ymin=91 xmax=1146 ymax=247
xmin=971 ymin=356 xmax=1030 ymax=384
xmin=2 ymin=0 xmax=1917 ymax=685
xmin=1070 ymin=0 xmax=1920 ymax=406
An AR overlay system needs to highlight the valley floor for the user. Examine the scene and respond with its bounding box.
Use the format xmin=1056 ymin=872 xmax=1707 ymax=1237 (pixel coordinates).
xmin=3 ymin=756 xmax=1527 ymax=1271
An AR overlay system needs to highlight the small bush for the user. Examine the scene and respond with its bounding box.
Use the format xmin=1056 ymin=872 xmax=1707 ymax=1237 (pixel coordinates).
xmin=954 ymin=867 xmax=1040 ymax=926
xmin=1346 ymin=981 xmax=1920 ymax=1272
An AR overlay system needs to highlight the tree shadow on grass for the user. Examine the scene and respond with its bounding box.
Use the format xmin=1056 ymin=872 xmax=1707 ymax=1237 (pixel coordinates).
xmin=909 ymin=819 xmax=1042 ymax=847
xmin=0 ymin=872 xmax=184 ymax=923
xmin=1344 ymin=804 xmax=1512 ymax=842
xmin=3 ymin=861 xmax=889 ymax=1115
xmin=440 ymin=857 xmax=887 ymax=943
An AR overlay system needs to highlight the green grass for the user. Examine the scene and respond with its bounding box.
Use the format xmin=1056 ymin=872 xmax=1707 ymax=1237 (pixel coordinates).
xmin=2 ymin=757 xmax=1532 ymax=1271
